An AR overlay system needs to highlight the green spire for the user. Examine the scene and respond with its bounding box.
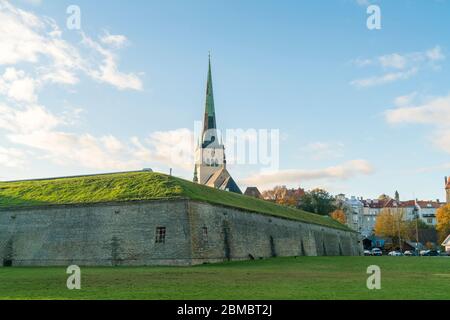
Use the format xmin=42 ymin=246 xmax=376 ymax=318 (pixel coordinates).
xmin=202 ymin=54 xmax=217 ymax=143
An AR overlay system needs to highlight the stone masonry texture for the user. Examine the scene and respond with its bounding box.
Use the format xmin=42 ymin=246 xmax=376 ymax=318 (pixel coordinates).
xmin=0 ymin=199 xmax=362 ymax=266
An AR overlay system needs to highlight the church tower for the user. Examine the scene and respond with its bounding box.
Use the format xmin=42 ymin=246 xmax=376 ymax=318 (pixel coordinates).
xmin=193 ymin=56 xmax=241 ymax=194
xmin=446 ymin=176 xmax=450 ymax=203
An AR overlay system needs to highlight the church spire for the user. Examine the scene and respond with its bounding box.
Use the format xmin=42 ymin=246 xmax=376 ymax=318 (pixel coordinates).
xmin=202 ymin=54 xmax=218 ymax=147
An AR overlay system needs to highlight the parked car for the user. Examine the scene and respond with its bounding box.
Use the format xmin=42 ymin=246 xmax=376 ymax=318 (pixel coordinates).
xmin=363 ymin=250 xmax=371 ymax=256
xmin=422 ymin=250 xmax=439 ymax=256
xmin=419 ymin=250 xmax=428 ymax=256
xmin=388 ymin=251 xmax=403 ymax=256
xmin=371 ymin=248 xmax=383 ymax=256
xmin=403 ymin=250 xmax=413 ymax=256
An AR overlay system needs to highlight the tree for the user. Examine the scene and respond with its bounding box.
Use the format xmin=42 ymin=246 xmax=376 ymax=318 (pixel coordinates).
xmin=436 ymin=204 xmax=450 ymax=243
xmin=406 ymin=218 xmax=430 ymax=241
xmin=261 ymin=186 xmax=304 ymax=207
xmin=378 ymin=194 xmax=390 ymax=201
xmin=330 ymin=209 xmax=347 ymax=225
xmin=298 ymin=189 xmax=337 ymax=216
xmin=374 ymin=208 xmax=409 ymax=248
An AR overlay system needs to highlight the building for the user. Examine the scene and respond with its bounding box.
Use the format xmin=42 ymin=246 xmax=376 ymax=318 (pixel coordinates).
xmin=193 ymin=57 xmax=241 ymax=194
xmin=402 ymin=200 xmax=444 ymax=227
xmin=360 ymin=197 xmax=444 ymax=238
xmin=344 ymin=196 xmax=364 ymax=233
xmin=442 ymin=235 xmax=450 ymax=253
xmin=0 ymin=172 xmax=362 ymax=267
xmin=335 ymin=195 xmax=364 ymax=233
xmin=244 ymin=187 xmax=262 ymax=199
xmin=360 ymin=198 xmax=403 ymax=237
xmin=0 ymin=59 xmax=363 ymax=267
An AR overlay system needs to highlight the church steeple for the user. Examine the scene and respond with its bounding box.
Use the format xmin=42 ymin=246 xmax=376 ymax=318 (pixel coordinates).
xmin=192 ymin=55 xmax=241 ymax=194
xmin=202 ymin=54 xmax=218 ymax=148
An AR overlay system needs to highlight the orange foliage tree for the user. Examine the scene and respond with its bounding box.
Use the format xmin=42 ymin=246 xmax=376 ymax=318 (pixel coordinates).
xmin=374 ymin=208 xmax=410 ymax=247
xmin=330 ymin=209 xmax=347 ymax=225
xmin=436 ymin=204 xmax=450 ymax=243
xmin=262 ymin=186 xmax=304 ymax=207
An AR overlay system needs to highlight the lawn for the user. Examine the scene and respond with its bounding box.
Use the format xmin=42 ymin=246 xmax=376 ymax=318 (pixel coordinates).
xmin=0 ymin=257 xmax=448 ymax=300
xmin=0 ymin=171 xmax=349 ymax=230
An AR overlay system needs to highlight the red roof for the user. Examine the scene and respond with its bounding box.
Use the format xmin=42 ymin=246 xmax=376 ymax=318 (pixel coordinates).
xmin=362 ymin=199 xmax=444 ymax=209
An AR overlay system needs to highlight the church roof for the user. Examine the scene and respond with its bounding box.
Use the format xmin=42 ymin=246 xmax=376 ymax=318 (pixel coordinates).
xmin=244 ymin=187 xmax=262 ymax=199
xmin=205 ymin=168 xmax=242 ymax=194
xmin=0 ymin=171 xmax=351 ymax=231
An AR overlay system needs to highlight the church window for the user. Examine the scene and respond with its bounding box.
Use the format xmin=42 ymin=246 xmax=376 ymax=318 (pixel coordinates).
xmin=155 ymin=227 xmax=166 ymax=243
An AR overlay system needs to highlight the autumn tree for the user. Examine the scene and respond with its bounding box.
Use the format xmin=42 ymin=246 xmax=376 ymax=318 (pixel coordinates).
xmin=436 ymin=204 xmax=450 ymax=243
xmin=330 ymin=209 xmax=347 ymax=225
xmin=298 ymin=189 xmax=337 ymax=216
xmin=374 ymin=208 xmax=410 ymax=248
xmin=262 ymin=186 xmax=304 ymax=207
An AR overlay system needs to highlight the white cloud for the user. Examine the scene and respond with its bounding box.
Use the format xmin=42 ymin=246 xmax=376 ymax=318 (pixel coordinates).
xmin=0 ymin=102 xmax=195 ymax=171
xmin=351 ymin=68 xmax=417 ymax=88
xmin=426 ymin=46 xmax=445 ymax=61
xmin=0 ymin=1 xmax=149 ymax=173
xmin=0 ymin=104 xmax=61 ymax=133
xmin=394 ymin=92 xmax=417 ymax=107
xmin=0 ymin=68 xmax=37 ymax=102
xmin=0 ymin=0 xmax=142 ymax=91
xmin=242 ymin=160 xmax=374 ymax=188
xmin=351 ymin=46 xmax=445 ymax=87
xmin=385 ymin=95 xmax=450 ymax=125
xmin=20 ymin=0 xmax=42 ymax=6
xmin=81 ymin=33 xmax=143 ymax=91
xmin=0 ymin=147 xmax=26 ymax=168
xmin=145 ymin=129 xmax=195 ymax=171
xmin=100 ymin=31 xmax=128 ymax=48
xmin=379 ymin=53 xmax=408 ymax=69
xmin=385 ymin=94 xmax=450 ymax=154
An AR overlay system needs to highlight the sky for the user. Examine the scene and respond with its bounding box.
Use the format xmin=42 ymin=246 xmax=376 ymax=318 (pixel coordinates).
xmin=0 ymin=0 xmax=450 ymax=201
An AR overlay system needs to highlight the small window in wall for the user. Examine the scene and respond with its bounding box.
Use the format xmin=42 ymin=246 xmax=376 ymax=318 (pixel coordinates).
xmin=155 ymin=227 xmax=166 ymax=244
xmin=202 ymin=227 xmax=208 ymax=243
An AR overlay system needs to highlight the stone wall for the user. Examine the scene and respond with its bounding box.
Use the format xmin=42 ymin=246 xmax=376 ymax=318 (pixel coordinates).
xmin=0 ymin=199 xmax=362 ymax=267
xmin=188 ymin=201 xmax=362 ymax=265
xmin=0 ymin=200 xmax=192 ymax=266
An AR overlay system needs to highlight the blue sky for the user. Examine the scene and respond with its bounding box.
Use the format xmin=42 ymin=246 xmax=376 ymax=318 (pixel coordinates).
xmin=1 ymin=0 xmax=450 ymax=201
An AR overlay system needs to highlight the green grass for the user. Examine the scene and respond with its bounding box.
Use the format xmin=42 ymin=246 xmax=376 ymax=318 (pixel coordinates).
xmin=0 ymin=171 xmax=348 ymax=230
xmin=0 ymin=257 xmax=449 ymax=300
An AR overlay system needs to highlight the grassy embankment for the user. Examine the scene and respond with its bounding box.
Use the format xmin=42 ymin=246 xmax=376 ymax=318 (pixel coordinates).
xmin=0 ymin=171 xmax=348 ymax=230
